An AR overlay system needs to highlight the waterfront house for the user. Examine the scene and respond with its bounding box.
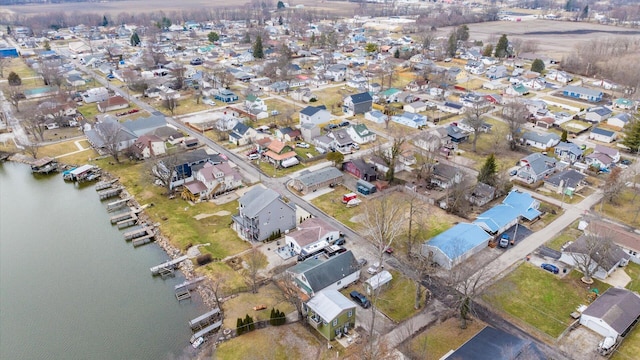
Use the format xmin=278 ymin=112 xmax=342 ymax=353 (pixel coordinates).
xmin=305 ymin=290 xmax=357 ymax=341
xmin=288 ymin=250 xmax=360 ymax=297
xmin=285 ymin=217 xmax=341 ymax=255
xmin=232 ymin=186 xmax=297 ymax=242
xmin=129 ymin=134 xmax=166 ymax=159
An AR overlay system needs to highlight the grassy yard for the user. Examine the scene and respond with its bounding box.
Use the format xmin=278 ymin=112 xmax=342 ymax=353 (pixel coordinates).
xmin=93 ymin=160 xmax=251 ymax=259
xmin=312 ymin=87 xmax=349 ymax=115
xmin=483 ymin=263 xmax=611 ymax=338
xmin=56 ymin=148 xmax=99 ymax=165
xmin=215 ymin=323 xmax=324 ymax=360
xmin=77 ymin=103 xmax=101 ymax=120
xmin=625 ymin=262 xmax=640 ymax=293
xmin=457 ymin=118 xmax=521 ymax=172
xmin=311 ymin=185 xmax=365 ymax=229
xmin=613 ymin=319 xmax=640 ymax=360
xmin=41 ymin=127 xmax=84 ymax=142
xmin=38 ymin=138 xmax=83 ymax=158
xmin=535 ymin=186 xmax=594 ymax=205
xmin=341 ymin=270 xmax=423 ymax=323
xmin=542 ymin=95 xmax=590 ymax=109
xmin=596 ymin=189 xmax=640 ymax=228
xmin=221 ymin=282 xmax=294 ymax=329
xmin=405 ymin=317 xmax=485 ymax=360
xmin=545 ymin=220 xmax=581 ymax=251
xmin=5 ymin=57 xmax=38 ymax=79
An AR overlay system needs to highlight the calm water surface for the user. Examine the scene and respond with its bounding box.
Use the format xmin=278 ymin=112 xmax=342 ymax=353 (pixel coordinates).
xmin=0 ymin=162 xmax=206 ymax=360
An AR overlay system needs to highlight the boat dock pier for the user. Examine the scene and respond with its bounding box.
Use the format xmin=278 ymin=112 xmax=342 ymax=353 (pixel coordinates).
xmin=190 ymin=320 xmax=223 ymax=344
xmin=106 ymin=197 xmax=131 ymax=212
xmin=188 ymin=308 xmax=221 ymax=331
xmin=132 ymin=230 xmax=155 ymax=247
xmin=150 ymin=255 xmax=189 ymax=276
xmin=174 ymin=276 xmax=206 ymax=301
xmin=110 ymin=208 xmax=140 ymax=224
xmin=30 ymin=157 xmax=59 ymax=174
xmin=123 ymin=226 xmax=154 ymax=240
xmin=95 ymin=179 xmax=118 ymax=191
xmin=98 ymin=187 xmax=123 ymax=200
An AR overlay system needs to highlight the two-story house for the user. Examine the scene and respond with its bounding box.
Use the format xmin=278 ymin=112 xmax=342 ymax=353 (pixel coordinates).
xmin=305 ymin=290 xmax=357 ymax=341
xmin=343 ymin=92 xmax=373 ymax=116
xmin=229 ymin=122 xmax=258 ymax=146
xmin=300 ymin=105 xmax=331 ymax=126
xmin=129 ymin=134 xmax=166 ymax=160
xmin=232 ymin=186 xmax=297 ymax=242
xmin=329 ymin=129 xmax=355 ymax=154
xmin=585 ymin=144 xmax=620 ymax=170
xmin=431 ymin=163 xmax=463 ymax=189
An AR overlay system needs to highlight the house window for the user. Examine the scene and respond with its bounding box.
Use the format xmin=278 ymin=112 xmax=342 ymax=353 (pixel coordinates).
xmin=348 ymin=310 xmax=352 ymax=318
xmin=332 ymin=318 xmax=338 ymax=326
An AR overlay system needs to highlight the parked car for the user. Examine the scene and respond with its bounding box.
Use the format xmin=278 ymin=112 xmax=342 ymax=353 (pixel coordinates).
xmin=324 ymin=123 xmax=339 ymax=131
xmin=350 ymin=291 xmax=371 ymax=308
xmin=296 ymin=142 xmax=310 ymax=148
xmin=357 ymin=258 xmax=368 ymax=267
xmin=202 ymin=97 xmax=216 ymax=106
xmin=316 ymin=147 xmax=327 ymax=154
xmin=384 ymin=247 xmax=394 ymax=254
xmin=509 ymin=168 xmax=518 ymax=176
xmin=499 ymin=234 xmax=510 ymax=248
xmin=367 ymin=261 xmax=381 ymax=275
xmin=247 ymin=153 xmax=260 ymax=160
xmin=339 ymin=121 xmax=350 ymax=127
xmin=621 ymin=159 xmax=632 ymax=165
xmin=190 ymin=58 xmax=203 ymax=65
xmin=352 ymin=143 xmax=360 ymax=150
xmin=333 ymin=237 xmax=346 ymax=246
xmin=541 ymin=263 xmax=559 ymax=274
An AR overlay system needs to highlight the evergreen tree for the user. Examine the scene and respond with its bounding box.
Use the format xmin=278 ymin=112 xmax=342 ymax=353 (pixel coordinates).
xmin=243 ymin=32 xmax=251 ymax=44
xmin=43 ymin=40 xmax=50 ymax=51
xmin=447 ymin=31 xmax=457 ymax=57
xmin=236 ymin=317 xmax=244 ymax=335
xmin=277 ymin=0 xmax=285 ymax=9
xmin=622 ymin=117 xmax=640 ymax=153
xmin=581 ymin=5 xmax=589 ymax=20
xmin=8 ymin=72 xmax=21 ymax=86
xmin=365 ymin=43 xmax=378 ymax=54
xmin=7 ymin=25 xmax=11 ymax=35
xmin=531 ymin=58 xmax=545 ymax=73
xmin=244 ymin=314 xmax=254 ymax=331
xmin=310 ymin=32 xmax=316 ymax=45
xmin=130 ymin=32 xmax=140 ymax=46
xmin=102 ymin=15 xmax=108 ymax=27
xmin=495 ymin=34 xmax=509 ymax=58
xmin=253 ymin=35 xmax=264 ymax=59
xmin=482 ymin=44 xmax=493 ymax=57
xmin=207 ymin=31 xmax=219 ymax=43
xmin=561 ymin=129 xmax=568 ymax=142
xmin=394 ymin=48 xmax=400 ymax=58
xmin=456 ymin=24 xmax=470 ymax=42
xmin=270 ymin=308 xmax=276 ymax=325
xmin=477 ymin=154 xmax=498 ymax=186
xmin=278 ymin=16 xmax=283 ymax=26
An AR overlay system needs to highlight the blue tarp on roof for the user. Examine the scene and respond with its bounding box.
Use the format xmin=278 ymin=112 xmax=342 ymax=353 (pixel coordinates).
xmin=427 ymin=223 xmax=491 ymax=261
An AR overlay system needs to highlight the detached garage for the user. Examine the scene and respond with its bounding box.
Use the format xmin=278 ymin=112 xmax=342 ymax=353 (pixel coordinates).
xmin=580 ymin=287 xmax=640 ymax=342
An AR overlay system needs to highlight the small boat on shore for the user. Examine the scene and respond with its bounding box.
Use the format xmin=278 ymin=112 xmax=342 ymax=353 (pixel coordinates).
xmin=191 ymin=336 xmax=204 ymax=349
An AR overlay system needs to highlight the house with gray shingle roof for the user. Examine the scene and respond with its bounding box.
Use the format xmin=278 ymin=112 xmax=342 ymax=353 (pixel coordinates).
xmin=517 ymin=152 xmax=557 ymax=183
xmin=554 ymin=141 xmax=584 ymax=163
xmin=585 ymin=106 xmax=613 ymax=123
xmin=300 ymin=105 xmax=331 ymax=126
xmin=607 ymin=113 xmax=632 ymax=129
xmin=288 ymin=250 xmax=360 ymax=297
xmin=291 ymin=167 xmax=344 ymax=195
xmin=521 ymin=131 xmax=560 ymax=150
xmin=543 ymin=169 xmax=585 ymax=193
xmin=232 ymin=186 xmax=296 ymax=242
xmin=580 ymin=287 xmax=640 ymax=341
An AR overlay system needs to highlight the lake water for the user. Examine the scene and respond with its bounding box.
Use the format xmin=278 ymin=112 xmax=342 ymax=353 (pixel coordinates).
xmin=0 ymin=162 xmax=207 ymax=360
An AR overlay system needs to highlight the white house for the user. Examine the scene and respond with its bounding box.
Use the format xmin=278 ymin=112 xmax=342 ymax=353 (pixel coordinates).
xmin=404 ymin=101 xmax=427 ymax=113
xmin=585 ymin=106 xmax=613 ymax=123
xmin=607 ymin=113 xmax=632 ymax=129
xmin=365 ymin=110 xmax=387 ymax=124
xmin=589 ymin=127 xmax=617 ymax=143
xmin=346 ymin=124 xmax=376 ymax=144
xmin=287 ymin=250 xmax=360 ymax=297
xmin=82 ymin=87 xmax=109 ymax=103
xmin=580 ymin=287 xmax=640 ymax=342
xmin=300 ymin=105 xmax=331 ymax=126
xmin=546 ymin=70 xmax=573 ymax=84
xmin=521 ymin=131 xmax=560 ymax=150
xmin=285 ymin=217 xmax=341 ymax=255
xmin=391 ymin=112 xmax=427 ymax=129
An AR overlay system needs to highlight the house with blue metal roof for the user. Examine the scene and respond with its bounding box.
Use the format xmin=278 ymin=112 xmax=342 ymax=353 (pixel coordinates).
xmin=474 ymin=190 xmax=541 ymax=235
xmin=421 ymin=223 xmax=492 ymax=270
xmin=589 ymin=127 xmax=617 ymax=143
xmin=502 ymin=190 xmax=542 ymax=221
xmin=585 ymin=106 xmax=613 ymax=123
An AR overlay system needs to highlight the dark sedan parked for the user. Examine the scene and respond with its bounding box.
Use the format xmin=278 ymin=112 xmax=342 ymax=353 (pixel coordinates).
xmin=541 ymin=263 xmax=559 ymax=274
xmin=350 ymin=291 xmax=371 ymax=308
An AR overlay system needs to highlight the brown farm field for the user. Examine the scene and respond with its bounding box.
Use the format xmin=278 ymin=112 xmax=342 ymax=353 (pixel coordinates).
xmin=2 ymin=0 xmax=359 ymax=16
xmin=450 ymin=20 xmax=640 ymax=59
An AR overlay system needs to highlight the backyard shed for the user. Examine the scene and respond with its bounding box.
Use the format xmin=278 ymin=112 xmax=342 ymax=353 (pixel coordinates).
xmin=364 ymin=270 xmax=392 ymax=295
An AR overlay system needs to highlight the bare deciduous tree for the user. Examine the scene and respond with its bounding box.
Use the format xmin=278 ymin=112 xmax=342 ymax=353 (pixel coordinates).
xmin=21 ymin=105 xmax=47 ymax=142
xmin=374 ymin=134 xmax=406 ymax=182
xmin=448 ymin=260 xmax=489 ymax=329
xmin=464 ymin=102 xmax=489 ymax=153
xmin=6 ymin=84 xmax=24 ymax=112
xmin=568 ymin=232 xmax=616 ymax=284
xmin=243 ymin=245 xmax=267 ymax=294
xmin=0 ymin=56 xmax=10 ymax=78
xmin=148 ymin=152 xmax=183 ymax=196
xmin=502 ymin=100 xmax=529 ymax=150
xmin=274 ymin=272 xmax=304 ymax=321
xmin=602 ymin=166 xmax=625 ymax=205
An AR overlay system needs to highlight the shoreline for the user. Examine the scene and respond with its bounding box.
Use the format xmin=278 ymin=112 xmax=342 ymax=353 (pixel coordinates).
xmin=3 ymin=155 xmax=219 ymax=311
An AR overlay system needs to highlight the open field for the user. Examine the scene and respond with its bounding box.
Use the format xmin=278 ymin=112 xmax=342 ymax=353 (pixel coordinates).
xmin=483 ymin=263 xmax=611 ymax=338
xmin=458 ymin=20 xmax=640 ymax=59
xmin=595 ymin=189 xmax=640 ymax=228
xmin=2 ymin=0 xmax=360 ymax=17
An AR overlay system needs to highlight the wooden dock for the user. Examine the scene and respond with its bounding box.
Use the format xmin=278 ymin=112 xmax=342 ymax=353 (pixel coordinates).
xmin=110 ymin=208 xmax=141 ymax=224
xmin=123 ymin=226 xmax=153 ymax=240
xmin=106 ymin=197 xmax=131 ymax=212
xmin=117 ymin=213 xmax=139 ymax=229
xmin=175 ymin=288 xmax=192 ymax=301
xmin=190 ymin=320 xmax=223 ymax=343
xmin=150 ymin=255 xmax=189 ymax=276
xmin=175 ymin=276 xmax=206 ymax=292
xmin=98 ymin=187 xmax=123 ymax=200
xmin=189 ymin=308 xmax=221 ymax=330
xmin=132 ymin=233 xmax=155 ymax=247
xmin=95 ymin=179 xmax=118 ymax=191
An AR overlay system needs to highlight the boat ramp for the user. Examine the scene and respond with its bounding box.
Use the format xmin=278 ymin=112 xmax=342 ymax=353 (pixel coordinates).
xmin=150 ymin=255 xmax=189 ymax=276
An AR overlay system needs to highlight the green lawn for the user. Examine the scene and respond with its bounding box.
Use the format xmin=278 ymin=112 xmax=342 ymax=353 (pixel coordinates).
xmin=406 ymin=317 xmax=485 ymax=360
xmin=625 ymin=262 xmax=640 ymax=293
xmin=310 ymin=185 xmax=363 ymax=229
xmin=38 ymin=139 xmax=83 ymax=158
xmin=613 ymin=321 xmax=640 ymax=360
xmin=77 ymin=103 xmax=100 ymax=120
xmin=596 ymin=189 xmax=640 ymax=228
xmin=545 ymin=220 xmax=581 ymax=251
xmin=483 ymin=263 xmax=611 ymax=338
